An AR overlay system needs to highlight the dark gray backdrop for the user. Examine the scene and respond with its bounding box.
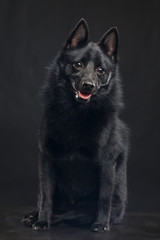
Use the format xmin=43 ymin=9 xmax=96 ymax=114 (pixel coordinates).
xmin=1 ymin=0 xmax=160 ymax=213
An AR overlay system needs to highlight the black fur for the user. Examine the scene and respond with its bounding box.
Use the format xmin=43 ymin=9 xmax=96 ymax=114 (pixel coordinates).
xmin=22 ymin=19 xmax=129 ymax=233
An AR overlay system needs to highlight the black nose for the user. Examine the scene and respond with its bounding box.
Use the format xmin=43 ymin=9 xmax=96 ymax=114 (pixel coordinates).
xmin=82 ymin=81 xmax=95 ymax=91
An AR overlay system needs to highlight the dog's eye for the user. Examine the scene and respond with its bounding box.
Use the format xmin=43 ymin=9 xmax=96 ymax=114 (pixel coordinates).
xmin=73 ymin=61 xmax=84 ymax=69
xmin=96 ymin=66 xmax=105 ymax=75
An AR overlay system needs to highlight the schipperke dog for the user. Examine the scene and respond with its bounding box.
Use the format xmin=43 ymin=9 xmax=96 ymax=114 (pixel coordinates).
xmin=22 ymin=19 xmax=129 ymax=233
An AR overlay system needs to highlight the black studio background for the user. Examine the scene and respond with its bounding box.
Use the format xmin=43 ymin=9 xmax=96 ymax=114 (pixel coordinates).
xmin=0 ymin=0 xmax=160 ymax=213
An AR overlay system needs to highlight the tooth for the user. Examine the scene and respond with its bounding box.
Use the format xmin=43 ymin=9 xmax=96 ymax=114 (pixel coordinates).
xmin=75 ymin=92 xmax=79 ymax=98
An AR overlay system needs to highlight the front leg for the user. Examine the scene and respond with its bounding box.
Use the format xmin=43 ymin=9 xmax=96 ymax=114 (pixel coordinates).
xmin=91 ymin=154 xmax=116 ymax=232
xmin=32 ymin=150 xmax=55 ymax=231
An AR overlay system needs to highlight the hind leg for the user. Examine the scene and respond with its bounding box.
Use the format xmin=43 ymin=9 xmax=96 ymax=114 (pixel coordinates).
xmin=21 ymin=211 xmax=38 ymax=227
xmin=22 ymin=208 xmax=93 ymax=228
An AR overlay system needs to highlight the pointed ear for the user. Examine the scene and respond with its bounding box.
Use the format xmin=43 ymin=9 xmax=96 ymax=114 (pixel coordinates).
xmin=64 ymin=18 xmax=89 ymax=49
xmin=98 ymin=27 xmax=119 ymax=62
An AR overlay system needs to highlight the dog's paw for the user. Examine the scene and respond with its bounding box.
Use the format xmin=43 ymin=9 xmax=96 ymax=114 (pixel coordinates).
xmin=32 ymin=221 xmax=49 ymax=231
xmin=91 ymin=222 xmax=110 ymax=232
xmin=21 ymin=211 xmax=38 ymax=227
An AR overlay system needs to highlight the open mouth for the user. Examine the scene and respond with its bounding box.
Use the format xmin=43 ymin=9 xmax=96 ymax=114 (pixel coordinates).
xmin=78 ymin=91 xmax=91 ymax=99
xmin=75 ymin=91 xmax=92 ymax=102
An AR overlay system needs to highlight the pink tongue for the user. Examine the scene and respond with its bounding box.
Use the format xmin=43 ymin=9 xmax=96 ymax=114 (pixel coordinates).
xmin=79 ymin=91 xmax=91 ymax=100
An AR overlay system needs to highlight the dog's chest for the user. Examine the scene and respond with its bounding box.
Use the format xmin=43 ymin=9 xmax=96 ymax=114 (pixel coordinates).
xmin=51 ymin=109 xmax=106 ymax=150
xmin=55 ymin=151 xmax=99 ymax=199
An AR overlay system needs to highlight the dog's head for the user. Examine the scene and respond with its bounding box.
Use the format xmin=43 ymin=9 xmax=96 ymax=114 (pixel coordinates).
xmin=59 ymin=19 xmax=119 ymax=104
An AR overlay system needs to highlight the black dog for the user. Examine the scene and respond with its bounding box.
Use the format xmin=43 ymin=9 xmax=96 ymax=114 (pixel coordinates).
xmin=22 ymin=19 xmax=129 ymax=233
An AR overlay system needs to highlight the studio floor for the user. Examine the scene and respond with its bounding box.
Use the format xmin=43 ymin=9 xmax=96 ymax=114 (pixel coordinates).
xmin=1 ymin=206 xmax=160 ymax=240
